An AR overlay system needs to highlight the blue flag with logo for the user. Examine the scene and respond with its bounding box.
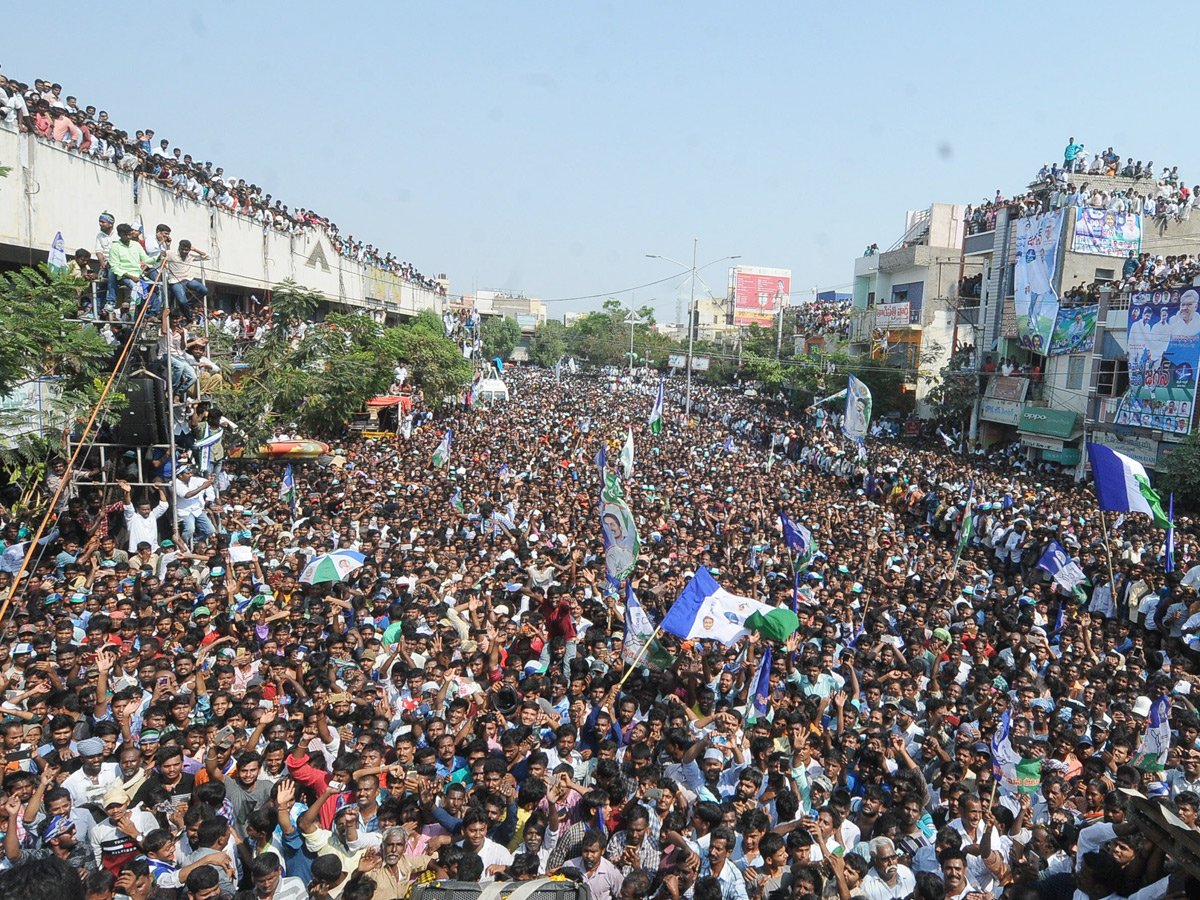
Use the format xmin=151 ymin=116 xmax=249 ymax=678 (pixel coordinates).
xmin=748 ymin=646 xmax=773 ymax=723
xmin=1035 ymin=540 xmax=1086 ymax=593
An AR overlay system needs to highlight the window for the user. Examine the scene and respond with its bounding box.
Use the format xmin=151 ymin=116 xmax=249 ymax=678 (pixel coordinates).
xmin=1066 ymin=356 xmax=1085 ymax=390
xmin=867 ymin=291 xmax=876 ymax=307
xmin=1096 ymin=359 xmax=1129 ymax=397
xmin=1094 ymin=268 xmax=1115 ymax=281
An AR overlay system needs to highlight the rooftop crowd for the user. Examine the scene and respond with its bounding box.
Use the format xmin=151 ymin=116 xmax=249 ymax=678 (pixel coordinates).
xmin=0 ymin=359 xmax=1195 ymax=900
xmin=966 ymin=139 xmax=1196 ymax=238
xmin=0 ymin=65 xmax=445 ymax=296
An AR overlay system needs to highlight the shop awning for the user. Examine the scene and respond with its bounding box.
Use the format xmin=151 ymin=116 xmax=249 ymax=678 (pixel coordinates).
xmin=1018 ymin=407 xmax=1078 ymax=439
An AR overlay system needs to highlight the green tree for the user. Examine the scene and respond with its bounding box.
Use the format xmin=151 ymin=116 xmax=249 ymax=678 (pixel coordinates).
xmin=923 ymin=347 xmax=978 ymax=433
xmin=0 ymin=267 xmax=120 ymax=478
xmin=528 ymin=320 xmax=567 ymax=368
xmin=1159 ymin=432 xmax=1200 ymax=509
xmin=481 ymin=316 xmax=520 ymax=361
xmin=215 ymin=285 xmax=471 ymax=446
xmin=382 ymin=311 xmax=474 ymax=408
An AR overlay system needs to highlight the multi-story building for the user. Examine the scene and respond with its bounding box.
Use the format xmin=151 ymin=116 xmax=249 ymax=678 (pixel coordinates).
xmin=846 ymin=203 xmax=984 ymax=413
xmin=965 ymin=173 xmax=1200 ymax=470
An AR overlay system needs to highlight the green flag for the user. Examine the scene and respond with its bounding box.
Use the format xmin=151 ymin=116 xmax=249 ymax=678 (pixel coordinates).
xmin=648 ymin=378 xmax=664 ymax=435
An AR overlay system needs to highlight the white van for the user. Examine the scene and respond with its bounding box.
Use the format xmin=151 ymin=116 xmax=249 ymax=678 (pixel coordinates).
xmin=475 ymin=378 xmax=510 ymax=402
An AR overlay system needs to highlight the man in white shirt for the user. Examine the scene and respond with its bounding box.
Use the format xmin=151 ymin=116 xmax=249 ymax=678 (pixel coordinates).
xmin=950 ymin=795 xmax=1009 ymax=893
xmin=118 ymin=480 xmax=170 ymax=553
xmin=941 ymin=851 xmax=972 ymax=900
xmin=62 ymin=738 xmax=120 ymax=808
xmin=861 ymin=836 xmax=915 ymax=900
xmin=174 ymin=467 xmax=216 ymax=549
xmin=1170 ymin=291 xmax=1200 ymax=339
xmin=458 ymin=808 xmax=512 ymax=882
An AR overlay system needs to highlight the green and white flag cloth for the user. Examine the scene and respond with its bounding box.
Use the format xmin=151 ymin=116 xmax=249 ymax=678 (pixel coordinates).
xmin=649 ymin=378 xmax=664 ymax=434
xmin=431 ymin=429 xmax=452 ymax=468
xmin=953 ymin=481 xmax=974 ymax=566
xmin=620 ymin=426 xmax=635 ymax=481
xmin=601 ymin=472 xmax=640 ymax=582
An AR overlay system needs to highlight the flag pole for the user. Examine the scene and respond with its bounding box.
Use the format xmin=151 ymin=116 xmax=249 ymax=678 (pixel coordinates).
xmin=1098 ymin=508 xmax=1118 ymax=589
xmin=617 ymin=624 xmax=664 ymax=689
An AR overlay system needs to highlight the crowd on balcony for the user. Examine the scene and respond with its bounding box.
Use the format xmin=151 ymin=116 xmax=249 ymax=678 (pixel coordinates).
xmin=794 ymin=296 xmax=852 ymax=338
xmin=0 ymin=67 xmax=446 ymax=296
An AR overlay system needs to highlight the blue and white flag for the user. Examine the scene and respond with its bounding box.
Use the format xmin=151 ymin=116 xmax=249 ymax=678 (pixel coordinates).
xmin=779 ymin=513 xmax=813 ymax=567
xmin=1086 ymin=442 xmax=1171 ymax=528
xmin=493 ymin=357 xmax=505 ymax=372
xmin=1036 ymin=541 xmax=1085 ymax=593
xmin=450 ymin=487 xmax=464 ymax=514
xmin=723 ymin=436 xmax=734 ymax=453
xmin=747 ymin=646 xmax=773 ymax=723
xmin=661 ymin=568 xmax=777 ymax=646
xmin=280 ymin=463 xmax=296 ymax=514
xmin=48 ymin=231 xmax=68 ymax=273
xmin=1136 ymin=695 xmax=1172 ymax=771
xmin=195 ymin=427 xmax=224 ymax=471
xmin=843 ymin=374 xmax=872 ymax=442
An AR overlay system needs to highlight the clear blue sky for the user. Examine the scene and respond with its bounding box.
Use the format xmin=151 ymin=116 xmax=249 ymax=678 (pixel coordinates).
xmin=5 ymin=2 xmax=1196 ymax=324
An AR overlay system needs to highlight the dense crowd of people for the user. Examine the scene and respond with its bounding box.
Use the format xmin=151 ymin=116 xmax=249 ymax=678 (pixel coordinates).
xmin=794 ymin=298 xmax=852 ymax=340
xmin=0 ymin=357 xmax=1195 ymax=900
xmin=0 ymin=65 xmax=445 ymax=295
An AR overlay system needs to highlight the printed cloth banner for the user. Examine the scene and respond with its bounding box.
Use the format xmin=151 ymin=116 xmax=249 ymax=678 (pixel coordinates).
xmin=1072 ymin=208 xmax=1142 ymax=257
xmin=843 ymin=375 xmax=872 ymax=442
xmin=1049 ymin=304 xmax=1099 ymax=356
xmin=1116 ymin=288 xmax=1200 ymax=435
xmin=1014 ymin=211 xmax=1065 ymax=353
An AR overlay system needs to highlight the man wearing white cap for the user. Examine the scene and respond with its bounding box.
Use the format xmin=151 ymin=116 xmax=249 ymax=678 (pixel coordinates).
xmin=62 ymin=737 xmax=119 ymax=807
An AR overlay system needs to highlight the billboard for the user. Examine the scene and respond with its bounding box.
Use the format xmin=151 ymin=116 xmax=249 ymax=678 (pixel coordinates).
xmin=667 ymin=354 xmax=710 ymax=371
xmin=1014 ymin=211 xmax=1065 ymax=354
xmin=733 ymin=266 xmax=790 ymax=327
xmin=1114 ymin=288 xmax=1200 ymax=435
xmin=1048 ymin=304 xmax=1099 ymax=356
xmin=1072 ymin=208 xmax=1141 ymax=258
xmin=876 ymin=302 xmax=911 ymax=329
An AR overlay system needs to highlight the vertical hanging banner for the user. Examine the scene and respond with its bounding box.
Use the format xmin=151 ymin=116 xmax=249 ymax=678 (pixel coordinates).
xmin=1014 ymin=211 xmax=1065 ymax=354
xmin=843 ymin=374 xmax=872 ymax=442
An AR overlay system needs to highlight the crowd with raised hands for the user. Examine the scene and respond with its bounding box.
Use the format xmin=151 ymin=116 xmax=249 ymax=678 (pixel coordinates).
xmin=0 ymin=366 xmax=1196 ymax=900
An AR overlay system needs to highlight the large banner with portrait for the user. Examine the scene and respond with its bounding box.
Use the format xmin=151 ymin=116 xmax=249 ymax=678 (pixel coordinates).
xmin=733 ymin=266 xmax=791 ymax=328
xmin=1014 ymin=211 xmax=1065 ymax=353
xmin=1072 ymin=208 xmax=1142 ymax=257
xmin=1114 ymin=288 xmax=1200 ymax=435
xmin=1048 ymin=304 xmax=1099 ymax=356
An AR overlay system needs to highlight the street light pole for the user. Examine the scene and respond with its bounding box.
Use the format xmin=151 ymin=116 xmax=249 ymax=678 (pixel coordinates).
xmin=646 ymin=246 xmax=740 ymax=423
xmin=686 ymin=238 xmax=697 ymax=418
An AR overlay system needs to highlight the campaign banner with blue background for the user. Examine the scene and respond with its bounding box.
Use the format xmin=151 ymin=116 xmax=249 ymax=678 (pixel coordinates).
xmin=1014 ymin=211 xmax=1064 ymax=353
xmin=1048 ymin=304 xmax=1099 ymax=356
xmin=1072 ymin=208 xmax=1141 ymax=257
xmin=1115 ymin=288 xmax=1200 ymax=435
